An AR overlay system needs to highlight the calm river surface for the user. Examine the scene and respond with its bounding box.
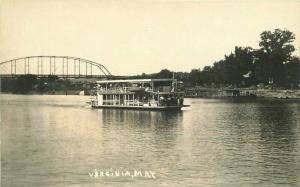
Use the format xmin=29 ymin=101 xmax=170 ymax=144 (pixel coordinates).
xmin=1 ymin=94 xmax=300 ymax=187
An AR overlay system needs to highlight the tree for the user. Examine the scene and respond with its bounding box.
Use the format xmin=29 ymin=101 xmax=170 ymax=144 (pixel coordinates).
xmin=203 ymin=47 xmax=254 ymax=86
xmin=16 ymin=74 xmax=38 ymax=93
xmin=284 ymin=57 xmax=300 ymax=88
xmin=153 ymin=69 xmax=173 ymax=78
xmin=258 ymin=29 xmax=296 ymax=85
xmin=199 ymin=66 xmax=214 ymax=86
xmin=189 ymin=69 xmax=201 ymax=86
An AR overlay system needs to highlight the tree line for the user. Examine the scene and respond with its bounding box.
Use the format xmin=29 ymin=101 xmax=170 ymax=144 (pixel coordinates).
xmin=1 ymin=29 xmax=299 ymax=93
xmin=135 ymin=29 xmax=300 ymax=88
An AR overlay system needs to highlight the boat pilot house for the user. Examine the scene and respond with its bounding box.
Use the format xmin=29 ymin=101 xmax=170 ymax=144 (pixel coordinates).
xmin=91 ymin=79 xmax=185 ymax=110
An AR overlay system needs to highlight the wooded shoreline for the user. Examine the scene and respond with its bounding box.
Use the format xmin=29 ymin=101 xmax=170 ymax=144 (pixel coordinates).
xmin=2 ymin=88 xmax=300 ymax=99
xmin=185 ymin=87 xmax=300 ymax=99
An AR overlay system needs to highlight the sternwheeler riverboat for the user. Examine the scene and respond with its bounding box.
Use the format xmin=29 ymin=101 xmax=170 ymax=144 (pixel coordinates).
xmin=91 ymin=79 xmax=185 ymax=110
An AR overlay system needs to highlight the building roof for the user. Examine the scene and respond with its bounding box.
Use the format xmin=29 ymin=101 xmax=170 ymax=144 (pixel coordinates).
xmin=96 ymin=78 xmax=175 ymax=84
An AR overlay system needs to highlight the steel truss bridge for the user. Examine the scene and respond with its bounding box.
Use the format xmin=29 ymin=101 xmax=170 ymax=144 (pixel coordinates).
xmin=0 ymin=56 xmax=112 ymax=78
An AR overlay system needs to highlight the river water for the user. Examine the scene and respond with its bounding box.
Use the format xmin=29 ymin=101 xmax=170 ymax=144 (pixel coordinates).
xmin=1 ymin=94 xmax=300 ymax=187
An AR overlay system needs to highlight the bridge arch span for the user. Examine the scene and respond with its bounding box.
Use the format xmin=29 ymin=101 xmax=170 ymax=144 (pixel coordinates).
xmin=0 ymin=56 xmax=112 ymax=78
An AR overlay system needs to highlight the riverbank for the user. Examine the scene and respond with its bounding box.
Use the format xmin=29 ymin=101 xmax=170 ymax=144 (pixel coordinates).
xmin=185 ymin=87 xmax=300 ymax=99
xmin=0 ymin=90 xmax=89 ymax=96
xmin=2 ymin=88 xmax=300 ymax=100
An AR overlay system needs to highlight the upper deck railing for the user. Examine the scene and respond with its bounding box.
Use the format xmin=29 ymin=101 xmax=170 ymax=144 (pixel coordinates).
xmin=97 ymin=87 xmax=154 ymax=94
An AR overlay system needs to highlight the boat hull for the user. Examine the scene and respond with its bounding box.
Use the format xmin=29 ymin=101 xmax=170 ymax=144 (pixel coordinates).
xmin=92 ymin=105 xmax=182 ymax=111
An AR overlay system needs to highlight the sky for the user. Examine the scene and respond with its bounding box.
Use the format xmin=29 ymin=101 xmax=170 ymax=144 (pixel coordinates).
xmin=1 ymin=0 xmax=300 ymax=75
